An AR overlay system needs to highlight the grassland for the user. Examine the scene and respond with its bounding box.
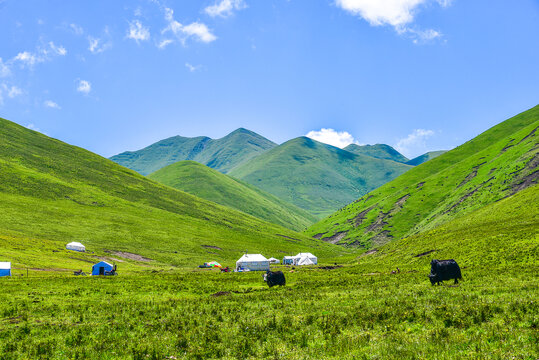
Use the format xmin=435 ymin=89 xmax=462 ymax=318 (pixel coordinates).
xmin=110 ymin=128 xmax=276 ymax=175
xmin=344 ymin=143 xmax=409 ymax=163
xmin=229 ymin=137 xmax=412 ymax=218
xmin=0 ymin=117 xmax=346 ymax=272
xmin=405 ymin=150 xmax=447 ymax=166
xmin=148 ymin=161 xmax=317 ymax=231
xmin=307 ymin=105 xmax=539 ymax=247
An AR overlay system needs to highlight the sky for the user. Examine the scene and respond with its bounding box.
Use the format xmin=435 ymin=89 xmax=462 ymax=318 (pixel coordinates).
xmin=0 ymin=0 xmax=538 ymax=159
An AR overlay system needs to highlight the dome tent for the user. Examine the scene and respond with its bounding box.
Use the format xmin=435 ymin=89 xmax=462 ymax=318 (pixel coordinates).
xmin=0 ymin=262 xmax=11 ymax=277
xmin=66 ymin=242 xmax=86 ymax=252
xmin=293 ymin=252 xmax=317 ymax=266
xmin=236 ymin=254 xmax=270 ymax=272
xmin=268 ymin=257 xmax=280 ymax=264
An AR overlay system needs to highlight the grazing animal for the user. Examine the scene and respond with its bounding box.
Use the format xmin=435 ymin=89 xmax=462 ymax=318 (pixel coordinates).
xmin=263 ymin=270 xmax=286 ymax=287
xmin=429 ymin=259 xmax=462 ymax=285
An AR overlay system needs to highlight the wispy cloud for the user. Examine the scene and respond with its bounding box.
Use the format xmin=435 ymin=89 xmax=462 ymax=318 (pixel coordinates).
xmin=76 ymin=79 xmax=91 ymax=94
xmin=88 ymin=28 xmax=112 ymax=54
xmin=0 ymin=83 xmax=22 ymax=106
xmin=13 ymin=42 xmax=68 ymax=68
xmin=204 ymin=0 xmax=247 ymax=18
xmin=160 ymin=7 xmax=217 ymax=45
xmin=157 ymin=39 xmax=173 ymax=49
xmin=335 ymin=0 xmax=449 ymax=43
xmin=395 ymin=128 xmax=435 ymax=158
xmin=43 ymin=100 xmax=61 ymax=109
xmin=13 ymin=51 xmax=42 ymax=67
xmin=49 ymin=42 xmax=67 ymax=56
xmin=69 ymin=23 xmax=84 ymax=35
xmin=127 ymin=20 xmax=150 ymax=43
xmin=0 ymin=58 xmax=11 ymax=77
xmin=305 ymin=128 xmax=360 ymax=148
xmin=185 ymin=63 xmax=201 ymax=72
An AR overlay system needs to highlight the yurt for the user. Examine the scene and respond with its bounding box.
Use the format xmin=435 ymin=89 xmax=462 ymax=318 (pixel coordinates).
xmin=282 ymin=256 xmax=294 ymax=265
xmin=235 ymin=254 xmax=270 ymax=271
xmin=268 ymin=257 xmax=280 ymax=264
xmin=66 ymin=242 xmax=86 ymax=252
xmin=293 ymin=252 xmax=318 ymax=265
xmin=91 ymin=261 xmax=113 ymax=276
xmin=0 ymin=262 xmax=11 ymax=277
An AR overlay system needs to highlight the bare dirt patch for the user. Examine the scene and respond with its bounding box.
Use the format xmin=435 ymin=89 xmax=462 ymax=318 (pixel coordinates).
xmin=312 ymin=233 xmax=326 ymax=239
xmin=318 ymin=265 xmax=343 ymax=270
xmin=211 ymin=291 xmax=230 ymax=297
xmin=322 ymin=231 xmax=348 ymax=244
xmin=107 ymin=251 xmax=152 ymax=262
xmin=517 ymin=126 xmax=537 ymax=145
xmin=457 ymin=162 xmax=486 ymax=188
xmin=276 ymin=234 xmax=300 ymax=242
xmin=354 ymin=205 xmax=376 ymax=227
xmin=415 ymin=249 xmax=437 ymax=257
xmin=417 ymin=182 xmax=425 ymax=188
xmin=510 ymin=152 xmax=539 ymax=194
xmin=201 ymin=245 xmax=222 ymax=250
xmin=370 ymin=231 xmax=394 ymax=246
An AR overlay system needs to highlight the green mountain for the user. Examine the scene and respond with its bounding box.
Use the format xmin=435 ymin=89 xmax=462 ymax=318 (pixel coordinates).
xmin=405 ymin=150 xmax=447 ymax=166
xmin=229 ymin=137 xmax=412 ymax=218
xmin=306 ymin=105 xmax=539 ymax=247
xmin=344 ymin=143 xmax=409 ymax=163
xmin=148 ymin=161 xmax=317 ymax=231
xmin=0 ymin=118 xmax=345 ymax=271
xmin=110 ymin=128 xmax=276 ymax=175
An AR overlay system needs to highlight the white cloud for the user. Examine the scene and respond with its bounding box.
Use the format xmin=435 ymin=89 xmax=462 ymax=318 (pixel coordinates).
xmin=7 ymin=85 xmax=22 ymax=98
xmin=44 ymin=100 xmax=61 ymax=109
xmin=127 ymin=20 xmax=150 ymax=43
xmin=305 ymin=128 xmax=359 ymax=148
xmin=395 ymin=129 xmax=435 ymax=158
xmin=77 ymin=79 xmax=91 ymax=94
xmin=185 ymin=63 xmax=201 ymax=72
xmin=0 ymin=58 xmax=11 ymax=77
xmin=0 ymin=84 xmax=22 ymax=106
xmin=157 ymin=39 xmax=173 ymax=49
xmin=335 ymin=0 xmax=449 ymax=41
xmin=204 ymin=0 xmax=247 ymax=18
xmin=13 ymin=51 xmax=41 ymax=67
xmin=161 ymin=7 xmax=217 ymax=45
xmin=70 ymin=23 xmax=84 ymax=35
xmin=88 ymin=30 xmax=112 ymax=54
xmin=49 ymin=42 xmax=67 ymax=56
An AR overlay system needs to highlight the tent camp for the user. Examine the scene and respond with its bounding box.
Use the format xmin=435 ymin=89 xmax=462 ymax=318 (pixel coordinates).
xmin=92 ymin=261 xmax=113 ymax=276
xmin=236 ymin=254 xmax=270 ymax=271
xmin=293 ymin=253 xmax=318 ymax=266
xmin=268 ymin=257 xmax=280 ymax=264
xmin=66 ymin=242 xmax=86 ymax=252
xmin=0 ymin=262 xmax=11 ymax=277
xmin=282 ymin=256 xmax=294 ymax=265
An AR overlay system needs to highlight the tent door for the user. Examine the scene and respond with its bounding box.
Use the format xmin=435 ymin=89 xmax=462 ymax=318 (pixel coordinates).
xmin=99 ymin=267 xmax=105 ymax=275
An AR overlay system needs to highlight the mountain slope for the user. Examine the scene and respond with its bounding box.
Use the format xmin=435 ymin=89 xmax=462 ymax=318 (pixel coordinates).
xmin=405 ymin=150 xmax=447 ymax=166
xmin=344 ymin=144 xmax=409 ymax=163
xmin=306 ymin=105 xmax=539 ymax=247
xmin=229 ymin=137 xmax=412 ymax=218
xmin=110 ymin=128 xmax=276 ymax=175
xmin=0 ymin=118 xmax=345 ymax=271
xmin=148 ymin=161 xmax=317 ymax=231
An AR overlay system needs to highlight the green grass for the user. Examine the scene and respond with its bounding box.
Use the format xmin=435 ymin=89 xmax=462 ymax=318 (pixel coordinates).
xmin=344 ymin=143 xmax=409 ymax=163
xmin=0 ymin=117 xmax=347 ymax=271
xmin=148 ymin=161 xmax=317 ymax=231
xmin=307 ymin=105 xmax=539 ymax=247
xmin=229 ymin=137 xmax=412 ymax=218
xmin=405 ymin=150 xmax=447 ymax=166
xmin=110 ymin=128 xmax=276 ymax=175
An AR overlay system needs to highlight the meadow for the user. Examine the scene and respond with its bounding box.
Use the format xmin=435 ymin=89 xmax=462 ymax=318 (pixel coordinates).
xmin=0 ymin=263 xmax=537 ymax=359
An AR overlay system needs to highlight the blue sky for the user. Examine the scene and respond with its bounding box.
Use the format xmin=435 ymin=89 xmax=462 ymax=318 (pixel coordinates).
xmin=0 ymin=0 xmax=538 ymax=159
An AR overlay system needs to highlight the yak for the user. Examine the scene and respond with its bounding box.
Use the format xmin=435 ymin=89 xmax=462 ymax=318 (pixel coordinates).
xmin=263 ymin=270 xmax=286 ymax=288
xmin=429 ymin=259 xmax=462 ymax=285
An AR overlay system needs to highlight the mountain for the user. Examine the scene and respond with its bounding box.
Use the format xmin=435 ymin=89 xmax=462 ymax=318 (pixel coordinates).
xmin=405 ymin=150 xmax=447 ymax=166
xmin=148 ymin=161 xmax=317 ymax=231
xmin=306 ymin=105 xmax=539 ymax=248
xmin=228 ymin=137 xmax=412 ymax=218
xmin=344 ymin=144 xmax=409 ymax=163
xmin=110 ymin=128 xmax=277 ymax=175
xmin=0 ymin=118 xmax=345 ymax=271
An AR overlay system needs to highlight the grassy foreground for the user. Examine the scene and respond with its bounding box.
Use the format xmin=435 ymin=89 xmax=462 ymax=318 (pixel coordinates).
xmin=0 ymin=264 xmax=537 ymax=359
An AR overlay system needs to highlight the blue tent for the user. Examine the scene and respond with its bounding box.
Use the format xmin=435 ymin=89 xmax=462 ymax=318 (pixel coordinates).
xmin=0 ymin=262 xmax=11 ymax=277
xmin=92 ymin=261 xmax=113 ymax=276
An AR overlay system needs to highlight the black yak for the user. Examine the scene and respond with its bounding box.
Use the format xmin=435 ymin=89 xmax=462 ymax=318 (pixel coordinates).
xmin=263 ymin=270 xmax=286 ymax=287
xmin=429 ymin=259 xmax=462 ymax=285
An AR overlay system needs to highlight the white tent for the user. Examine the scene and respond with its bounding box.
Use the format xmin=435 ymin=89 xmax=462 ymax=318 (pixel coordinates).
xmin=236 ymin=254 xmax=270 ymax=271
xmin=0 ymin=262 xmax=11 ymax=277
xmin=293 ymin=252 xmax=318 ymax=265
xmin=268 ymin=257 xmax=280 ymax=264
xmin=283 ymin=256 xmax=294 ymax=265
xmin=66 ymin=242 xmax=86 ymax=252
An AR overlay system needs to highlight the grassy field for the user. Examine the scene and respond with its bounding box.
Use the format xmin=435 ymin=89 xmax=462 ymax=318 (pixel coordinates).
xmin=148 ymin=161 xmax=317 ymax=231
xmin=0 ymin=264 xmax=536 ymax=359
xmin=307 ymin=105 xmax=539 ymax=247
xmin=229 ymin=137 xmax=412 ymax=218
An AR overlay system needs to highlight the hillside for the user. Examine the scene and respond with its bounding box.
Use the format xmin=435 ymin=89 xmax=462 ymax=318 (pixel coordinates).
xmin=0 ymin=118 xmax=346 ymax=271
xmin=148 ymin=161 xmax=317 ymax=231
xmin=405 ymin=150 xmax=447 ymax=166
xmin=229 ymin=137 xmax=412 ymax=218
xmin=344 ymin=143 xmax=409 ymax=163
xmin=110 ymin=128 xmax=276 ymax=175
xmin=307 ymin=105 xmax=539 ymax=247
